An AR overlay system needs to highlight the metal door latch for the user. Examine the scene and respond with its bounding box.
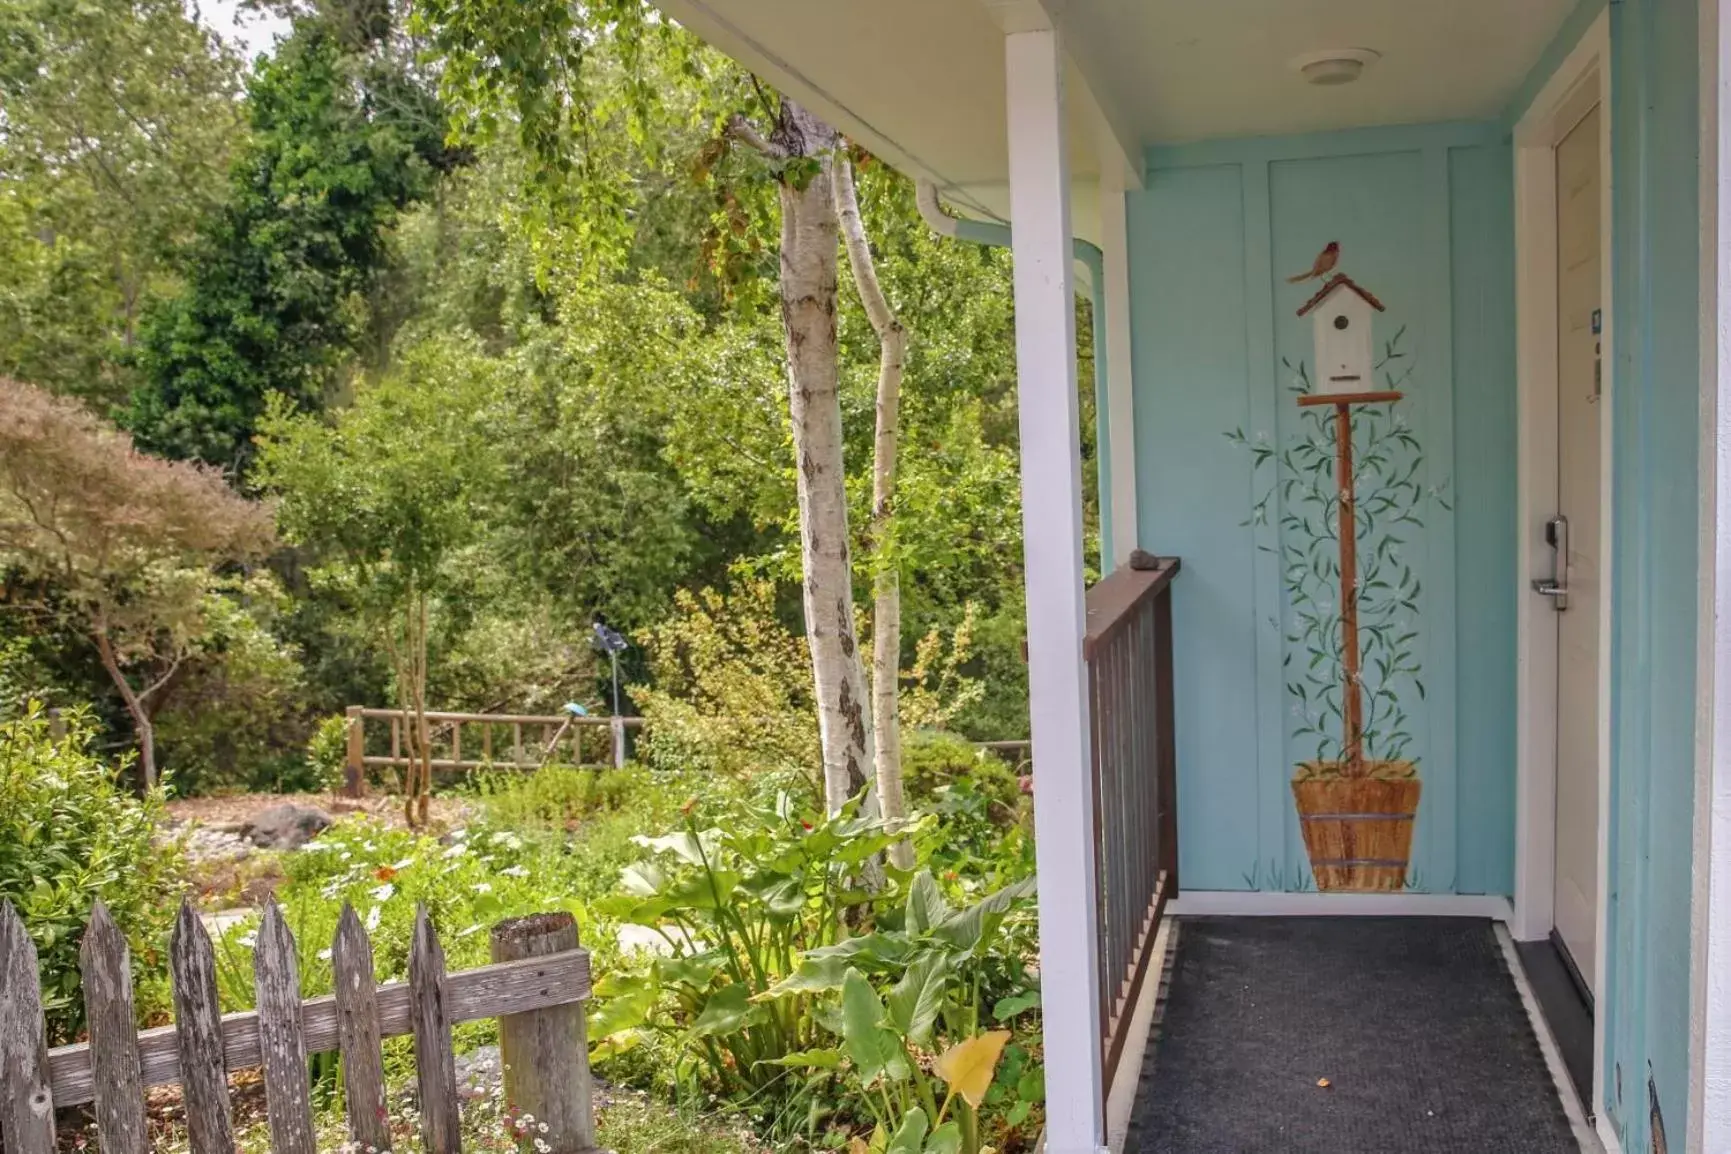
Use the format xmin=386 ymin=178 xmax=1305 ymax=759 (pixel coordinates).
xmin=1532 ymin=515 xmax=1569 ymax=611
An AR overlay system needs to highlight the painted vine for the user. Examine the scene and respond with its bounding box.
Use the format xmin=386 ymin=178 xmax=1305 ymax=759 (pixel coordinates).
xmin=1226 ymin=324 xmax=1449 ymax=768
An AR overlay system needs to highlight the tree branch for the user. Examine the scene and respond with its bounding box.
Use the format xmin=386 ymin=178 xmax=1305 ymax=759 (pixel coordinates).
xmin=725 ymin=113 xmax=786 ymax=160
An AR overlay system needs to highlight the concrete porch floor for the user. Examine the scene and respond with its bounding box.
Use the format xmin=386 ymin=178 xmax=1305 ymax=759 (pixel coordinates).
xmin=1121 ymin=917 xmax=1593 ymax=1153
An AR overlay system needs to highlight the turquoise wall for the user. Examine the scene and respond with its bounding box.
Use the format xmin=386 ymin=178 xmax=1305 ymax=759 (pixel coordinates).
xmin=1127 ymin=122 xmax=1516 ymax=896
xmin=1600 ymin=0 xmax=1698 ymax=1146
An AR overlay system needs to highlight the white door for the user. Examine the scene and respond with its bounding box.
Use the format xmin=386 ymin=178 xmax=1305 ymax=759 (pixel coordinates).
xmin=1550 ymin=103 xmax=1602 ymax=993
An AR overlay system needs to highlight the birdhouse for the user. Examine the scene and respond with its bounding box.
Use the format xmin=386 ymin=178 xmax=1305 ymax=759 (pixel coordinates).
xmin=1297 ymin=273 xmax=1385 ymax=396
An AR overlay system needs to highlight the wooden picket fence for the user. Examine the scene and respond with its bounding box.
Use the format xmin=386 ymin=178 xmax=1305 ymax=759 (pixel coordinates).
xmin=0 ymin=899 xmax=596 ymax=1153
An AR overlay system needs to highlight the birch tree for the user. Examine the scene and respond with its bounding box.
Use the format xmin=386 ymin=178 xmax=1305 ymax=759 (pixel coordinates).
xmin=722 ymin=103 xmax=876 ymax=813
xmin=833 ymin=151 xmax=913 ymax=863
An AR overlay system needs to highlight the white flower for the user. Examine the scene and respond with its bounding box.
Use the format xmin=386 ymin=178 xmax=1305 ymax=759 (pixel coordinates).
xmin=472 ymin=882 xmax=492 ymax=894
xmin=500 ymin=865 xmax=528 ymax=878
xmin=390 ymin=857 xmax=415 ymax=871
xmin=317 ymin=947 xmax=334 ymax=961
xmin=442 ymin=843 xmax=468 ymax=860
xmin=534 ymin=1139 xmax=550 ymax=1152
xmin=372 ymin=882 xmax=395 ymax=902
xmin=365 ymin=905 xmax=381 ymax=932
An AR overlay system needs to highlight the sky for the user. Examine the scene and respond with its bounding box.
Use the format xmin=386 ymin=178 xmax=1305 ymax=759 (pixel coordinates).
xmin=195 ymin=0 xmax=292 ymax=62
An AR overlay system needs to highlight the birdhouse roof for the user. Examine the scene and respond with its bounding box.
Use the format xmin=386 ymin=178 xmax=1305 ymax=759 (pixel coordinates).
xmin=1296 ymin=273 xmax=1386 ymax=318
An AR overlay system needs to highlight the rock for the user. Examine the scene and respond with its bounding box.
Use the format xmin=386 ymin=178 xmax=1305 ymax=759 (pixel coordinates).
xmin=239 ymin=802 xmax=333 ymax=850
xmin=454 ymin=1044 xmax=502 ymax=1100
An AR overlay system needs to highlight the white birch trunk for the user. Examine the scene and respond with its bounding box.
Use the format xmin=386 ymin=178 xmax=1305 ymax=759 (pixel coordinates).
xmin=773 ymin=101 xmax=875 ymax=814
xmin=833 ymin=153 xmax=913 ymax=868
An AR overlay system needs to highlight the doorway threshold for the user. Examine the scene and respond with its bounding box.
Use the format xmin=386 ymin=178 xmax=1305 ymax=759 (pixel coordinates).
xmin=1514 ymin=934 xmax=1594 ymax=1109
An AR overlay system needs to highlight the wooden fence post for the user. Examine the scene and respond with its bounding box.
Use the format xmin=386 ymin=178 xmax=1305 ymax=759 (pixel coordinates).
xmin=169 ymin=902 xmax=235 ymax=1154
xmin=610 ymin=717 xmax=626 ymax=770
xmin=345 ymin=705 xmax=365 ymax=797
xmin=0 ymin=902 xmax=56 ymax=1154
xmin=254 ymin=901 xmax=316 ymax=1154
xmin=410 ymin=906 xmax=461 ymax=1154
xmin=80 ymin=902 xmax=147 ymax=1154
xmin=490 ymin=913 xmax=596 ymax=1152
xmin=332 ymin=904 xmax=391 ymax=1152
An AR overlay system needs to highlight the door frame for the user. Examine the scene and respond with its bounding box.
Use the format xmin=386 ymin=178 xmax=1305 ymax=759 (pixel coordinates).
xmin=1510 ymin=0 xmax=1612 ymax=1108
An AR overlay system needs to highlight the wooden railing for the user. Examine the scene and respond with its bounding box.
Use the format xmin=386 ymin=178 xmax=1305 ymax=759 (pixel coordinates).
xmin=343 ymin=707 xmax=646 ymax=796
xmin=0 ymin=900 xmax=595 ymax=1153
xmin=1084 ymin=552 xmax=1180 ymax=1093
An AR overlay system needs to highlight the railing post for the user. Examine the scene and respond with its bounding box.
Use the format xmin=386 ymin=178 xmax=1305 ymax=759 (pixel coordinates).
xmin=344 ymin=706 xmax=365 ymax=798
xmin=611 ymin=716 xmax=627 ymax=769
xmin=490 ymin=914 xmax=595 ymax=1152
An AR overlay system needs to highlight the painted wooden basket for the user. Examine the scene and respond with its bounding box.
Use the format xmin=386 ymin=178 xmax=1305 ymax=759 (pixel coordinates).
xmin=1291 ymin=761 xmax=1421 ymax=892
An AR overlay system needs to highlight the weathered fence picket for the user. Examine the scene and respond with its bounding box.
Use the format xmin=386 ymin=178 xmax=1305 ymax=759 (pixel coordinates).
xmin=254 ymin=901 xmax=317 ymax=1154
xmin=0 ymin=903 xmax=56 ymax=1154
xmin=409 ymin=905 xmax=462 ymax=1154
xmin=0 ymin=899 xmax=596 ymax=1154
xmin=169 ymin=903 xmax=235 ymax=1154
xmin=80 ymin=902 xmax=148 ymax=1154
xmin=333 ymin=904 xmax=391 ymax=1152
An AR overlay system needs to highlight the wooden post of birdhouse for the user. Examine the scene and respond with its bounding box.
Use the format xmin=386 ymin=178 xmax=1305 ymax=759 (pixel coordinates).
xmin=1295 ymin=273 xmax=1397 ymax=776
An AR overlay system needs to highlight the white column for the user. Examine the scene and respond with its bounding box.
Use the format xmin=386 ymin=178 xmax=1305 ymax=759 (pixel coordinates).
xmin=1099 ymin=178 xmax=1140 ymax=567
xmin=1005 ymin=26 xmax=1106 ymax=1154
xmin=1695 ymin=2 xmax=1731 ymax=1147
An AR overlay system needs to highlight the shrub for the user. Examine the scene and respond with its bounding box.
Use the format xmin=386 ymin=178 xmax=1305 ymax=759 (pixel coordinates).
xmin=304 ymin=712 xmax=353 ymax=792
xmin=0 ymin=704 xmax=184 ymax=1041
xmin=468 ymin=763 xmax=647 ymax=830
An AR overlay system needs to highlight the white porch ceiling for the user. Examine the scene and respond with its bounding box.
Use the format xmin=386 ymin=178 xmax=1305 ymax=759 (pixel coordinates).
xmin=654 ymin=0 xmax=1577 ymax=231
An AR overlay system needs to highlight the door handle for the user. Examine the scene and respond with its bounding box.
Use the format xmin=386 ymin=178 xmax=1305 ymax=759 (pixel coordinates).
xmin=1532 ymin=515 xmax=1569 ymax=611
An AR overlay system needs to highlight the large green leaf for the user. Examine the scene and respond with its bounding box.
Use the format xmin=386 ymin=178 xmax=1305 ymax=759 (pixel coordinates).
xmin=905 ymin=870 xmax=951 ymax=934
xmin=690 ymin=983 xmax=767 ymax=1038
xmin=840 ymin=968 xmax=909 ymax=1086
xmin=589 ymin=972 xmax=658 ymax=1038
xmin=631 ymin=829 xmax=718 ymax=866
xmin=932 ymin=876 xmax=1036 ymax=955
xmin=886 ymin=952 xmax=950 ymax=1047
xmin=756 ymin=1048 xmax=844 ymax=1070
xmin=885 ymin=1107 xmax=929 ymax=1154
xmin=925 ymin=1121 xmax=963 ymax=1154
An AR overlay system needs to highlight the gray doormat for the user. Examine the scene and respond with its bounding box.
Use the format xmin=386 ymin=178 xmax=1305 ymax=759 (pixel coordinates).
xmin=1125 ymin=917 xmax=1578 ymax=1153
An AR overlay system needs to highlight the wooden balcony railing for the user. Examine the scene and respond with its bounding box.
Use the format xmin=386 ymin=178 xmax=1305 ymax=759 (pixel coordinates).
xmin=1084 ymin=553 xmax=1180 ymax=1092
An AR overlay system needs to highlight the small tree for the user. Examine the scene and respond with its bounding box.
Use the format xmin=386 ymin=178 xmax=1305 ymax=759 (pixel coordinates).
xmin=256 ymin=338 xmax=496 ymax=825
xmin=0 ymin=378 xmax=274 ymax=786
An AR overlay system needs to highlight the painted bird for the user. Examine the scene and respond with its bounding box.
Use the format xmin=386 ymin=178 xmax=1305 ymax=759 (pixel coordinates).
xmin=1288 ymin=241 xmax=1340 ymax=283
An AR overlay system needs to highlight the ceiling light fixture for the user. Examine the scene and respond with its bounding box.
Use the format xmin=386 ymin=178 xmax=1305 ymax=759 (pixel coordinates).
xmin=1289 ymin=48 xmax=1381 ymax=87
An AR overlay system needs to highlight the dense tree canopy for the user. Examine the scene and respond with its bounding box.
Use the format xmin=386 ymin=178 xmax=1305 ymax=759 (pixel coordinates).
xmin=127 ymin=12 xmax=457 ymax=468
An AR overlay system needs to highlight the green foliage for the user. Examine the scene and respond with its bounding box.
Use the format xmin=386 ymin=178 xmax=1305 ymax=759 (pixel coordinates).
xmin=467 ymin=763 xmax=646 ymax=830
xmin=633 ymin=579 xmax=820 ymax=790
xmin=0 ymin=0 xmax=243 ymax=406
xmin=0 ymin=705 xmax=183 ymax=1042
xmin=588 ymin=791 xmax=1042 ymax=1149
xmin=304 ymin=713 xmax=353 ymax=793
xmin=153 ymin=572 xmax=312 ymax=794
xmin=129 ymin=15 xmax=454 ymax=467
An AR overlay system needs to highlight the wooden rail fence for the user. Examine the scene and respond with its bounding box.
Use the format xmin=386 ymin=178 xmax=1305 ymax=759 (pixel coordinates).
xmin=342 ymin=707 xmax=1035 ymax=798
xmin=0 ymin=900 xmax=596 ymax=1153
xmin=343 ymin=707 xmax=646 ymax=796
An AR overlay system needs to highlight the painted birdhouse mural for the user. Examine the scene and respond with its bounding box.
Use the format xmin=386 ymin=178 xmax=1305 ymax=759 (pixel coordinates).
xmin=1297 ymin=273 xmax=1385 ymax=397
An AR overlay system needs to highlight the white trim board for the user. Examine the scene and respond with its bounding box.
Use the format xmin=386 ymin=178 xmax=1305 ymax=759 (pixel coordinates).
xmin=1167 ymin=891 xmax=1514 ymax=920
xmin=1511 ymin=7 xmax=1613 ymax=1134
xmin=1694 ymin=0 xmax=1731 ymax=1148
